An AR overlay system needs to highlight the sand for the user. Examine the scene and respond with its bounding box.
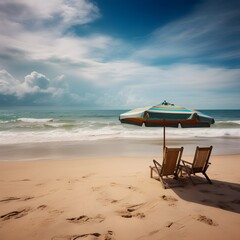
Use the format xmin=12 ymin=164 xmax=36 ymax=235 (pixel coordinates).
xmin=0 ymin=152 xmax=240 ymax=240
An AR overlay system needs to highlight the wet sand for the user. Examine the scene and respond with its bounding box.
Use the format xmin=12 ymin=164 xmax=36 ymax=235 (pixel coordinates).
xmin=0 ymin=137 xmax=239 ymax=161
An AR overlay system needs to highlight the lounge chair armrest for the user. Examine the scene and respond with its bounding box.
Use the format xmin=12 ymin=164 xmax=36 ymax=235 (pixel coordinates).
xmin=153 ymin=159 xmax=161 ymax=168
xmin=153 ymin=159 xmax=162 ymax=173
xmin=181 ymin=159 xmax=193 ymax=165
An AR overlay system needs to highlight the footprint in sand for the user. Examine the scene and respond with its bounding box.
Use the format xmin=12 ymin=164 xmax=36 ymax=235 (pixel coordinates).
xmin=94 ymin=183 xmax=142 ymax=207
xmin=161 ymin=195 xmax=178 ymax=206
xmin=104 ymin=230 xmax=115 ymax=240
xmin=66 ymin=214 xmax=105 ymax=224
xmin=148 ymin=229 xmax=161 ymax=236
xmin=49 ymin=209 xmax=64 ymax=215
xmin=165 ymin=221 xmax=174 ymax=228
xmin=0 ymin=196 xmax=34 ymax=203
xmin=82 ymin=173 xmax=95 ymax=179
xmin=110 ymin=182 xmax=138 ymax=192
xmin=196 ymin=215 xmax=218 ymax=226
xmin=36 ymin=183 xmax=45 ymax=186
xmin=0 ymin=197 xmax=21 ymax=203
xmin=23 ymin=196 xmax=34 ymax=201
xmin=0 ymin=207 xmax=31 ymax=220
xmin=37 ymin=205 xmax=47 ymax=210
xmin=51 ymin=233 xmax=101 ymax=240
xmin=118 ymin=203 xmax=146 ymax=219
xmin=52 ymin=231 xmax=115 ymax=240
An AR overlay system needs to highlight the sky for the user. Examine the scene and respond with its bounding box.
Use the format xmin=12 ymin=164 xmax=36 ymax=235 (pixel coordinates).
xmin=0 ymin=0 xmax=239 ymax=109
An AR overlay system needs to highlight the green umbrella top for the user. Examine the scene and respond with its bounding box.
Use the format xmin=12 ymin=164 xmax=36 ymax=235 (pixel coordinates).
xmin=119 ymin=100 xmax=215 ymax=128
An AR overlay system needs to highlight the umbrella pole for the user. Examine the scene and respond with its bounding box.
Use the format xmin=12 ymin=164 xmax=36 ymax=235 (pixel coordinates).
xmin=163 ymin=125 xmax=166 ymax=152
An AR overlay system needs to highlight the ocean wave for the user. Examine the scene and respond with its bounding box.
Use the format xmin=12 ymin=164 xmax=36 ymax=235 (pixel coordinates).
xmin=17 ymin=118 xmax=53 ymax=123
xmin=0 ymin=120 xmax=10 ymax=123
xmin=1 ymin=118 xmax=240 ymax=128
xmin=1 ymin=109 xmax=240 ymax=145
xmin=0 ymin=125 xmax=239 ymax=145
xmin=214 ymin=120 xmax=240 ymax=128
xmin=1 ymin=116 xmax=240 ymax=144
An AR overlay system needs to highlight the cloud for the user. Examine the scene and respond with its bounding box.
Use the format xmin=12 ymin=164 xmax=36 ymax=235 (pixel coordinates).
xmin=0 ymin=69 xmax=67 ymax=105
xmin=133 ymin=0 xmax=240 ymax=64
xmin=0 ymin=0 xmax=105 ymax=64
xmin=0 ymin=69 xmax=21 ymax=96
xmin=75 ymin=63 xmax=240 ymax=109
xmin=1 ymin=61 xmax=240 ymax=109
xmin=0 ymin=0 xmax=239 ymax=109
xmin=0 ymin=0 xmax=100 ymax=29
xmin=71 ymin=59 xmax=240 ymax=91
xmin=1 ymin=0 xmax=239 ymax=67
xmin=0 ymin=69 xmax=103 ymax=106
xmin=24 ymin=72 xmax=50 ymax=89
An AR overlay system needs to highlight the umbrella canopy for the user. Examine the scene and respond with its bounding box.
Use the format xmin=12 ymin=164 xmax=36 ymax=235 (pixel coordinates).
xmin=119 ymin=101 xmax=215 ymax=150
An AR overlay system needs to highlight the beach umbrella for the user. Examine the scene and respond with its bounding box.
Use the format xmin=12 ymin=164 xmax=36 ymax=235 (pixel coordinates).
xmin=119 ymin=100 xmax=215 ymax=151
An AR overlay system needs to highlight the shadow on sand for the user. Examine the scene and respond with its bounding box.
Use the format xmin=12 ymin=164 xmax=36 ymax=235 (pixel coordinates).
xmin=171 ymin=175 xmax=240 ymax=214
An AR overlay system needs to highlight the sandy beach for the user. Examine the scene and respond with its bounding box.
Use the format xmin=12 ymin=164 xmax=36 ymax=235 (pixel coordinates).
xmin=1 ymin=0 xmax=240 ymax=238
xmin=0 ymin=141 xmax=240 ymax=240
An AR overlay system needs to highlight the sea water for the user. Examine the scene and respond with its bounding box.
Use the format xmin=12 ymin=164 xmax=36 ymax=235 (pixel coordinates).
xmin=0 ymin=107 xmax=239 ymax=145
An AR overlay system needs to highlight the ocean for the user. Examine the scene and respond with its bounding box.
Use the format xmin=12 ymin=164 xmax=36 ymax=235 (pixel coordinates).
xmin=0 ymin=107 xmax=240 ymax=145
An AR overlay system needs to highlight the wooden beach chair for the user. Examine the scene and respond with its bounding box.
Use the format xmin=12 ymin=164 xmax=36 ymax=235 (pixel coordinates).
xmin=180 ymin=146 xmax=213 ymax=185
xmin=150 ymin=147 xmax=184 ymax=189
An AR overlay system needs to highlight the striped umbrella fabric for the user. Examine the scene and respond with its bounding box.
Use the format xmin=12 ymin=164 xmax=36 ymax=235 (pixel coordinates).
xmin=119 ymin=101 xmax=215 ymax=149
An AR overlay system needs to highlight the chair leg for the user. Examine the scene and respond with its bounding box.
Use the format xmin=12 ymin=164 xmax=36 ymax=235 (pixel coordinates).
xmin=173 ymin=173 xmax=178 ymax=180
xmin=150 ymin=166 xmax=154 ymax=178
xmin=203 ymin=172 xmax=212 ymax=184
xmin=177 ymin=167 xmax=182 ymax=177
xmin=189 ymin=176 xmax=196 ymax=185
xmin=159 ymin=176 xmax=167 ymax=189
xmin=186 ymin=172 xmax=196 ymax=185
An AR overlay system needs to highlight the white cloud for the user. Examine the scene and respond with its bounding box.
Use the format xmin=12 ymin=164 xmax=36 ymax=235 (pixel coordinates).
xmin=75 ymin=60 xmax=163 ymax=85
xmin=0 ymin=69 xmax=22 ymax=97
xmin=1 ymin=62 xmax=240 ymax=108
xmin=59 ymin=0 xmax=100 ymax=26
xmin=72 ymin=60 xmax=240 ymax=91
xmin=24 ymin=72 xmax=50 ymax=89
xmin=0 ymin=0 xmax=239 ymax=109
xmin=0 ymin=0 xmax=106 ymax=67
xmin=75 ymin=62 xmax=240 ymax=108
xmin=0 ymin=69 xmax=66 ymax=100
xmin=133 ymin=0 xmax=240 ymax=62
xmin=0 ymin=0 xmax=100 ymax=28
xmin=0 ymin=69 xmax=100 ymax=106
xmin=0 ymin=0 xmax=106 ymax=64
xmin=0 ymin=21 xmax=122 ymax=67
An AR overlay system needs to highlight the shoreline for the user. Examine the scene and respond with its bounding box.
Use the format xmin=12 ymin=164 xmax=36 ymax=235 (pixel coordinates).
xmin=0 ymin=137 xmax=239 ymax=161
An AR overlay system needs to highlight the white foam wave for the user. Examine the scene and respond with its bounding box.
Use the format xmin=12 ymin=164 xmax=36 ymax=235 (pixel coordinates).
xmin=0 ymin=125 xmax=239 ymax=145
xmin=17 ymin=118 xmax=53 ymax=123
xmin=216 ymin=120 xmax=240 ymax=124
xmin=0 ymin=120 xmax=9 ymax=123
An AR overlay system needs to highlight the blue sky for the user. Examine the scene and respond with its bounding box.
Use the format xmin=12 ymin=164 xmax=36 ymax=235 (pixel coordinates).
xmin=0 ymin=0 xmax=239 ymax=109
